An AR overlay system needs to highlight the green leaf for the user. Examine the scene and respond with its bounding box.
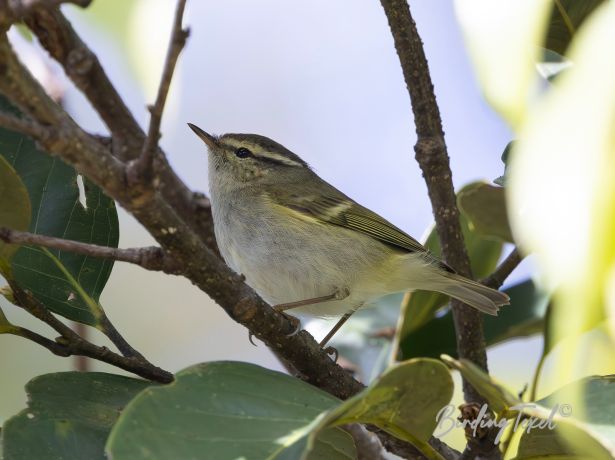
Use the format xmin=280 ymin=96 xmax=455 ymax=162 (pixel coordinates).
xmin=400 ymin=280 xmax=548 ymax=360
xmin=493 ymin=140 xmax=515 ymax=186
xmin=310 ymin=359 xmax=453 ymax=460
xmin=516 ymin=376 xmax=615 ymax=459
xmin=106 ymin=361 xmax=356 ymax=460
xmin=536 ymin=48 xmax=572 ymax=82
xmin=441 ymin=355 xmax=520 ymax=414
xmin=397 ymin=182 xmax=503 ymax=341
xmin=0 ymin=96 xmax=119 ymax=326
xmin=1 ymin=372 xmax=152 ymax=460
xmin=458 ymin=182 xmax=513 ymax=242
xmin=0 ymin=303 xmax=16 ymax=333
xmin=0 ymin=155 xmax=31 ymax=275
xmin=545 ymin=0 xmax=606 ymax=55
xmin=454 ymin=0 xmax=552 ymax=129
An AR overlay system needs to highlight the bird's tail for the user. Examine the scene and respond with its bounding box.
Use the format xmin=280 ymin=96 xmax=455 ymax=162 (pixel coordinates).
xmin=428 ymin=272 xmax=510 ymax=315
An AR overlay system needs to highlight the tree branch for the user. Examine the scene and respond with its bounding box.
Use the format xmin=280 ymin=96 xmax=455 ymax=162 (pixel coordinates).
xmin=481 ymin=249 xmax=522 ymax=289
xmin=131 ymin=0 xmax=188 ymax=180
xmin=380 ymin=0 xmax=489 ymax=403
xmin=9 ymin=283 xmax=173 ymax=383
xmin=0 ymin=227 xmax=179 ymax=273
xmin=6 ymin=0 xmax=92 ymax=18
xmin=0 ymin=111 xmax=48 ymax=138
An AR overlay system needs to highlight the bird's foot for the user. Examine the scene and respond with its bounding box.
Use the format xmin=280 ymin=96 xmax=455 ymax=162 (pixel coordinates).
xmin=323 ymin=346 xmax=338 ymax=362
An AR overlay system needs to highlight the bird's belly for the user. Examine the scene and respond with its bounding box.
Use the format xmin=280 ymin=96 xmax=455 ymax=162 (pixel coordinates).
xmin=214 ymin=210 xmax=390 ymax=317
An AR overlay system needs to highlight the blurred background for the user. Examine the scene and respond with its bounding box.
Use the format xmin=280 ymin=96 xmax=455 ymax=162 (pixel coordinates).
xmin=2 ymin=0 xmax=612 ymax=450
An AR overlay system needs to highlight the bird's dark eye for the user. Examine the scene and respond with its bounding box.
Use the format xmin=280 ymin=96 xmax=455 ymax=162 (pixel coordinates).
xmin=235 ymin=147 xmax=252 ymax=159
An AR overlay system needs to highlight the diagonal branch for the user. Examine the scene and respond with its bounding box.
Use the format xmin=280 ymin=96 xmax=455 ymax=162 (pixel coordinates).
xmin=481 ymin=249 xmax=522 ymax=290
xmin=131 ymin=0 xmax=189 ymax=180
xmin=0 ymin=227 xmax=180 ymax=274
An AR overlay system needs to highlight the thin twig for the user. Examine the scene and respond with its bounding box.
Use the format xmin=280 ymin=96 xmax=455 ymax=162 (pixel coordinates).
xmin=10 ymin=283 xmax=173 ymax=383
xmin=132 ymin=0 xmax=189 ymax=179
xmin=481 ymin=249 xmax=522 ymax=289
xmin=0 ymin=111 xmax=49 ymax=139
xmin=0 ymin=227 xmax=179 ymax=273
xmin=8 ymin=325 xmax=71 ymax=355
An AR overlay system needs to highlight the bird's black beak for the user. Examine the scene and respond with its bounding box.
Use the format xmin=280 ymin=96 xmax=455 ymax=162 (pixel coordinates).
xmin=187 ymin=123 xmax=218 ymax=149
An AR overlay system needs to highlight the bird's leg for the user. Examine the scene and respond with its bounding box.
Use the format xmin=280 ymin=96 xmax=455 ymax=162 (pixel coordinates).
xmin=247 ymin=288 xmax=351 ymax=346
xmin=274 ymin=287 xmax=350 ymax=312
xmin=320 ymin=303 xmax=362 ymax=361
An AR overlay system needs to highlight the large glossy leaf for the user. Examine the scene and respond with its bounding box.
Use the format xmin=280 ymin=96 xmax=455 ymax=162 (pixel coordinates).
xmin=1 ymin=372 xmax=152 ymax=460
xmin=516 ymin=375 xmax=615 ymax=459
xmin=0 ymin=155 xmax=31 ymax=275
xmin=400 ymin=280 xmax=548 ymax=360
xmin=457 ymin=182 xmax=513 ymax=242
xmin=0 ymin=96 xmax=119 ymax=326
xmin=106 ymin=361 xmax=356 ymax=460
xmin=305 ymin=359 xmax=453 ymax=460
xmin=441 ymin=355 xmax=521 ymax=414
xmin=545 ymin=0 xmax=606 ymax=55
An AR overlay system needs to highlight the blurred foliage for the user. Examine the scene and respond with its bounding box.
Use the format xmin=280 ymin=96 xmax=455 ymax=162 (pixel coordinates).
xmin=456 ymin=0 xmax=615 ymax=456
xmin=454 ymin=0 xmax=552 ymax=129
xmin=493 ymin=140 xmax=515 ymax=186
xmin=545 ymin=0 xmax=606 ymax=55
xmin=458 ymin=182 xmax=513 ymax=242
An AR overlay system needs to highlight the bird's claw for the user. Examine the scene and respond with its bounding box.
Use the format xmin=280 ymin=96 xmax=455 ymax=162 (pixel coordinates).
xmin=323 ymin=346 xmax=338 ymax=362
xmin=281 ymin=311 xmax=301 ymax=337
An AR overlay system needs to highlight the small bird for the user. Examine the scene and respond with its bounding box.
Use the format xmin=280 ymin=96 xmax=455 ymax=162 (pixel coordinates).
xmin=188 ymin=124 xmax=509 ymax=347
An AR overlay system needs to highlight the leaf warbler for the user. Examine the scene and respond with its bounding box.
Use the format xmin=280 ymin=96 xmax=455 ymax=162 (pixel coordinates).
xmin=189 ymin=124 xmax=509 ymax=347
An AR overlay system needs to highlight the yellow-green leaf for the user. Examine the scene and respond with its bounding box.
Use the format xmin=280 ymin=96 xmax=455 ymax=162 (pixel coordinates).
xmin=507 ymin=1 xmax=615 ymax=381
xmin=454 ymin=0 xmax=552 ymax=129
xmin=458 ymin=182 xmax=513 ymax=242
xmin=0 ymin=155 xmax=31 ymax=276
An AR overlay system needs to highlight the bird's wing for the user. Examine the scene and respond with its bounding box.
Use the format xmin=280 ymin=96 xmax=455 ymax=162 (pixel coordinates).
xmin=266 ymin=179 xmax=449 ymax=269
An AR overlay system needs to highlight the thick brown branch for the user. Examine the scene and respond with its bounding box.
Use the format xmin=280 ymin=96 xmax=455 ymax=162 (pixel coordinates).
xmin=132 ymin=0 xmax=188 ymax=179
xmin=6 ymin=0 xmax=91 ymax=18
xmin=0 ymin=227 xmax=179 ymax=273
